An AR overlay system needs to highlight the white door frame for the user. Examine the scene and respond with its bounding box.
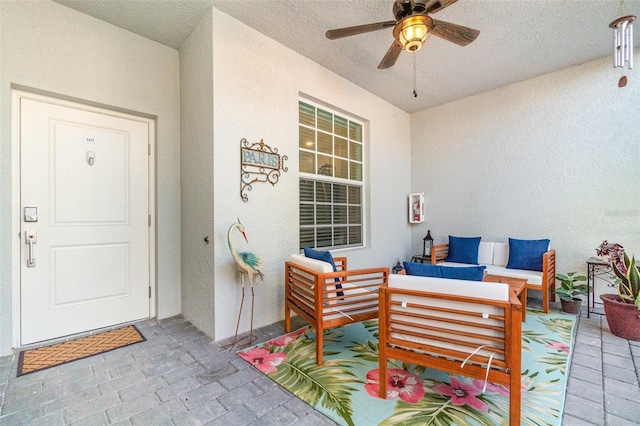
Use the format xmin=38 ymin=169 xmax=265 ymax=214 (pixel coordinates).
xmin=11 ymin=89 xmax=157 ymax=348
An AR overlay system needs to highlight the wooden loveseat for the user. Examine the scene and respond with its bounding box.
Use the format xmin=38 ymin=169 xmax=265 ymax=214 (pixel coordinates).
xmin=432 ymin=240 xmax=556 ymax=312
xmin=378 ymin=273 xmax=522 ymax=425
xmin=284 ymin=254 xmax=389 ymax=365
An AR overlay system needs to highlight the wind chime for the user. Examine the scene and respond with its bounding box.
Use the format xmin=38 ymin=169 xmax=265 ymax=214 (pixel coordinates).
xmin=609 ymin=0 xmax=636 ymax=87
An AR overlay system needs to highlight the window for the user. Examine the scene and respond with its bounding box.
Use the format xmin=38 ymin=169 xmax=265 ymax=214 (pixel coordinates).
xmin=299 ymin=100 xmax=364 ymax=250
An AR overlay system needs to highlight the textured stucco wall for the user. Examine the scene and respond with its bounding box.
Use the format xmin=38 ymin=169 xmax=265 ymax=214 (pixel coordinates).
xmin=0 ymin=1 xmax=182 ymax=355
xmin=179 ymin=10 xmax=215 ymax=336
xmin=411 ymin=53 xmax=640 ymax=278
xmin=209 ymin=8 xmax=412 ymax=340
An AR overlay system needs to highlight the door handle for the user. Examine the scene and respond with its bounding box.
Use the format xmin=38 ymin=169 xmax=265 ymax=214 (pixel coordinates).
xmin=25 ymin=231 xmax=37 ymax=268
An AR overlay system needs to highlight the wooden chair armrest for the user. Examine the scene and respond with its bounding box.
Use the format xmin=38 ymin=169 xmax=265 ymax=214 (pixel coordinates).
xmin=325 ymin=266 xmax=389 ymax=280
xmin=542 ymin=250 xmax=555 ymax=271
xmin=508 ymin=290 xmax=522 ymax=308
xmin=542 ymin=249 xmax=556 ymax=286
xmin=431 ymin=244 xmax=449 ymax=264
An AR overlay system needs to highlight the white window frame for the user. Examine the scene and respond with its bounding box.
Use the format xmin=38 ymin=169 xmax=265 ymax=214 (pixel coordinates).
xmin=298 ymin=98 xmax=366 ymax=250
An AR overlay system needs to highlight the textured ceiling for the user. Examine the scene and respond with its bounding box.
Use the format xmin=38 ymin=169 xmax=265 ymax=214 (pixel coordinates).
xmin=52 ymin=0 xmax=640 ymax=113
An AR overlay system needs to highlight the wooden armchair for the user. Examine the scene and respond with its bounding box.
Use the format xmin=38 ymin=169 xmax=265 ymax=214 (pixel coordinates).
xmin=378 ymin=274 xmax=522 ymax=425
xmin=285 ymin=254 xmax=389 ymax=365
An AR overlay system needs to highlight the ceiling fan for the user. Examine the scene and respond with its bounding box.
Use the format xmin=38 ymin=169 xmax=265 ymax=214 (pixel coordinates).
xmin=326 ymin=0 xmax=480 ymax=69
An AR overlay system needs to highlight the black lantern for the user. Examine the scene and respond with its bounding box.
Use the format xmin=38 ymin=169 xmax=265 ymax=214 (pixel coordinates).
xmin=392 ymin=258 xmax=404 ymax=274
xmin=422 ymin=230 xmax=433 ymax=258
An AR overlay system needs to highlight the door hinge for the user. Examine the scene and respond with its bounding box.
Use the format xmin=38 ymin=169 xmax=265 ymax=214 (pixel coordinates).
xmin=148 ymin=144 xmax=151 ymax=155
xmin=148 ymin=215 xmax=151 ymax=227
xmin=149 ymin=287 xmax=152 ymax=298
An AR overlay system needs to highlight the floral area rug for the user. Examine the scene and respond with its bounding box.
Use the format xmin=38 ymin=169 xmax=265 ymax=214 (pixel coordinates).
xmin=238 ymin=309 xmax=576 ymax=426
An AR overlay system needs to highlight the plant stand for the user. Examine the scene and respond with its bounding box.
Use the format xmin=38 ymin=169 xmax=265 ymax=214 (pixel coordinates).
xmin=560 ymin=299 xmax=582 ymax=314
xmin=600 ymin=294 xmax=640 ymax=341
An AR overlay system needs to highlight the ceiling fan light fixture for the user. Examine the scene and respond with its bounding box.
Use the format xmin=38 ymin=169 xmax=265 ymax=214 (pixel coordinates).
xmin=394 ymin=15 xmax=432 ymax=52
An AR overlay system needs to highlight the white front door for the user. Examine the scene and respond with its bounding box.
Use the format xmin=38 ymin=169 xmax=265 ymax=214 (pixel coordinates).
xmin=19 ymin=96 xmax=151 ymax=345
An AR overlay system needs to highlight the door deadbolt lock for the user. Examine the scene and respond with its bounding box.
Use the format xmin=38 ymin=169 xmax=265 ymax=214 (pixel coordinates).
xmin=24 ymin=206 xmax=38 ymax=222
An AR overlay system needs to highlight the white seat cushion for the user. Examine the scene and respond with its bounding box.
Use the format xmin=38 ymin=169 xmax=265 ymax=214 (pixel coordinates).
xmin=493 ymin=242 xmax=509 ymax=267
xmin=484 ymin=264 xmax=542 ymax=285
xmin=477 ymin=242 xmax=495 ymax=265
xmin=289 ymin=253 xmax=333 ymax=274
xmin=389 ymin=274 xmax=509 ymax=301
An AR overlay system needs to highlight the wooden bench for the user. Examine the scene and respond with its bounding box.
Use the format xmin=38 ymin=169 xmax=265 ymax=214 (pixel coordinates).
xmin=379 ymin=274 xmax=522 ymax=425
xmin=432 ymin=242 xmax=556 ymax=313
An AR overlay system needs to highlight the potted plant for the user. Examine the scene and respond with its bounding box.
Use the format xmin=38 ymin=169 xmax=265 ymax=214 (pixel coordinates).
xmin=597 ymin=241 xmax=640 ymax=341
xmin=596 ymin=240 xmax=625 ymax=265
xmin=554 ymin=272 xmax=588 ymax=314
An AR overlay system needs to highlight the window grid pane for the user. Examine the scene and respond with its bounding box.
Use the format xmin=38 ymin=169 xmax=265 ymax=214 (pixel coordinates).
xmin=300 ymin=203 xmax=314 ymax=226
xmin=349 ymin=162 xmax=362 ymax=182
xmin=317 ymin=109 xmax=333 ymax=133
xmin=334 ymin=116 xmax=348 ymax=137
xmin=333 ymin=227 xmax=348 ymax=246
xmin=300 ymin=228 xmax=314 ymax=250
xmin=333 ymin=205 xmax=347 ymax=225
xmin=315 ymin=181 xmax=331 ymax=203
xmin=299 ymin=126 xmax=315 ymax=149
xmin=333 ymin=185 xmax=347 ymax=204
xmin=349 ymin=226 xmax=362 ymax=245
xmin=335 ymin=137 xmax=348 ymax=158
xmin=300 ymin=179 xmax=314 ymax=202
xmin=317 ymin=132 xmax=332 ymax=154
xmin=335 ymin=158 xmax=348 ymax=179
xmin=316 ymin=227 xmax=333 ymax=248
xmin=299 ymin=151 xmax=316 ymax=174
xmin=350 ymin=141 xmax=362 ymax=162
xmin=299 ymin=102 xmax=315 ymax=127
xmin=299 ymin=100 xmax=364 ymax=250
xmin=349 ymin=121 xmax=362 ymax=142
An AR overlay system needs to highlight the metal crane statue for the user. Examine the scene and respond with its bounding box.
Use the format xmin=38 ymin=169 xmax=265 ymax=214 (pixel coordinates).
xmin=227 ymin=218 xmax=264 ymax=347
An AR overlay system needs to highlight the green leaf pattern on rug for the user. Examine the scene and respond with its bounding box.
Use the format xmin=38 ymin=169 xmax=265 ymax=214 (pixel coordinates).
xmin=374 ymin=312 xmax=572 ymax=426
xmin=263 ymin=328 xmax=364 ymax=426
xmin=239 ymin=309 xmax=575 ymax=426
xmin=383 ymin=388 xmax=501 ymax=425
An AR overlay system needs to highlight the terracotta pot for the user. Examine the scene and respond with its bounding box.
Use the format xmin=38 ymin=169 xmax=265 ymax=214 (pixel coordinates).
xmin=560 ymin=298 xmax=582 ymax=314
xmin=600 ymin=294 xmax=640 ymax=341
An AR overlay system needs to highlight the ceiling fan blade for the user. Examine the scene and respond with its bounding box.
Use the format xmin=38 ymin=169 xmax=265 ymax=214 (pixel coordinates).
xmin=425 ymin=0 xmax=459 ymax=14
xmin=378 ymin=41 xmax=403 ymax=69
xmin=431 ymin=19 xmax=480 ymax=46
xmin=326 ymin=20 xmax=396 ymax=40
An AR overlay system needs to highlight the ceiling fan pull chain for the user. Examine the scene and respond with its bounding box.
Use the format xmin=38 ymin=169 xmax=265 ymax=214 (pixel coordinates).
xmin=413 ymin=51 xmax=418 ymax=97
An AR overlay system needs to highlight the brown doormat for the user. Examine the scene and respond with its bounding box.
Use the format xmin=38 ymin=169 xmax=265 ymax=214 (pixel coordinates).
xmin=17 ymin=325 xmax=146 ymax=377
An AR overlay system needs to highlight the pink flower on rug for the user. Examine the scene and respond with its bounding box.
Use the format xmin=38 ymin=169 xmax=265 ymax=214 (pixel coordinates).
xmin=266 ymin=327 xmax=306 ymax=347
xmin=545 ymin=341 xmax=569 ymax=354
xmin=364 ymin=368 xmax=425 ymax=403
xmin=434 ymin=377 xmax=489 ymax=412
xmin=238 ymin=347 xmax=286 ymax=374
xmin=473 ymin=380 xmax=510 ymax=397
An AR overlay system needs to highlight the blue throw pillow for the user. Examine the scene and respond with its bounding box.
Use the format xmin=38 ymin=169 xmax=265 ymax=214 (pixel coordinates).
xmin=403 ymin=262 xmax=442 ymax=277
xmin=506 ymin=238 xmax=550 ymax=272
xmin=403 ymin=262 xmax=486 ymax=281
xmin=439 ymin=265 xmax=486 ymax=281
xmin=446 ymin=236 xmax=481 ymax=265
xmin=303 ymin=247 xmax=343 ymax=296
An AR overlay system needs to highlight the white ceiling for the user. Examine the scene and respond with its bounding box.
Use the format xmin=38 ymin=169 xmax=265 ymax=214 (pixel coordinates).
xmin=52 ymin=0 xmax=640 ymax=113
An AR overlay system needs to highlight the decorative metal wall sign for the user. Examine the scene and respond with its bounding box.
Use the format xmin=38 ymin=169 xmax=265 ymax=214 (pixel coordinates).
xmin=240 ymin=138 xmax=288 ymax=201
